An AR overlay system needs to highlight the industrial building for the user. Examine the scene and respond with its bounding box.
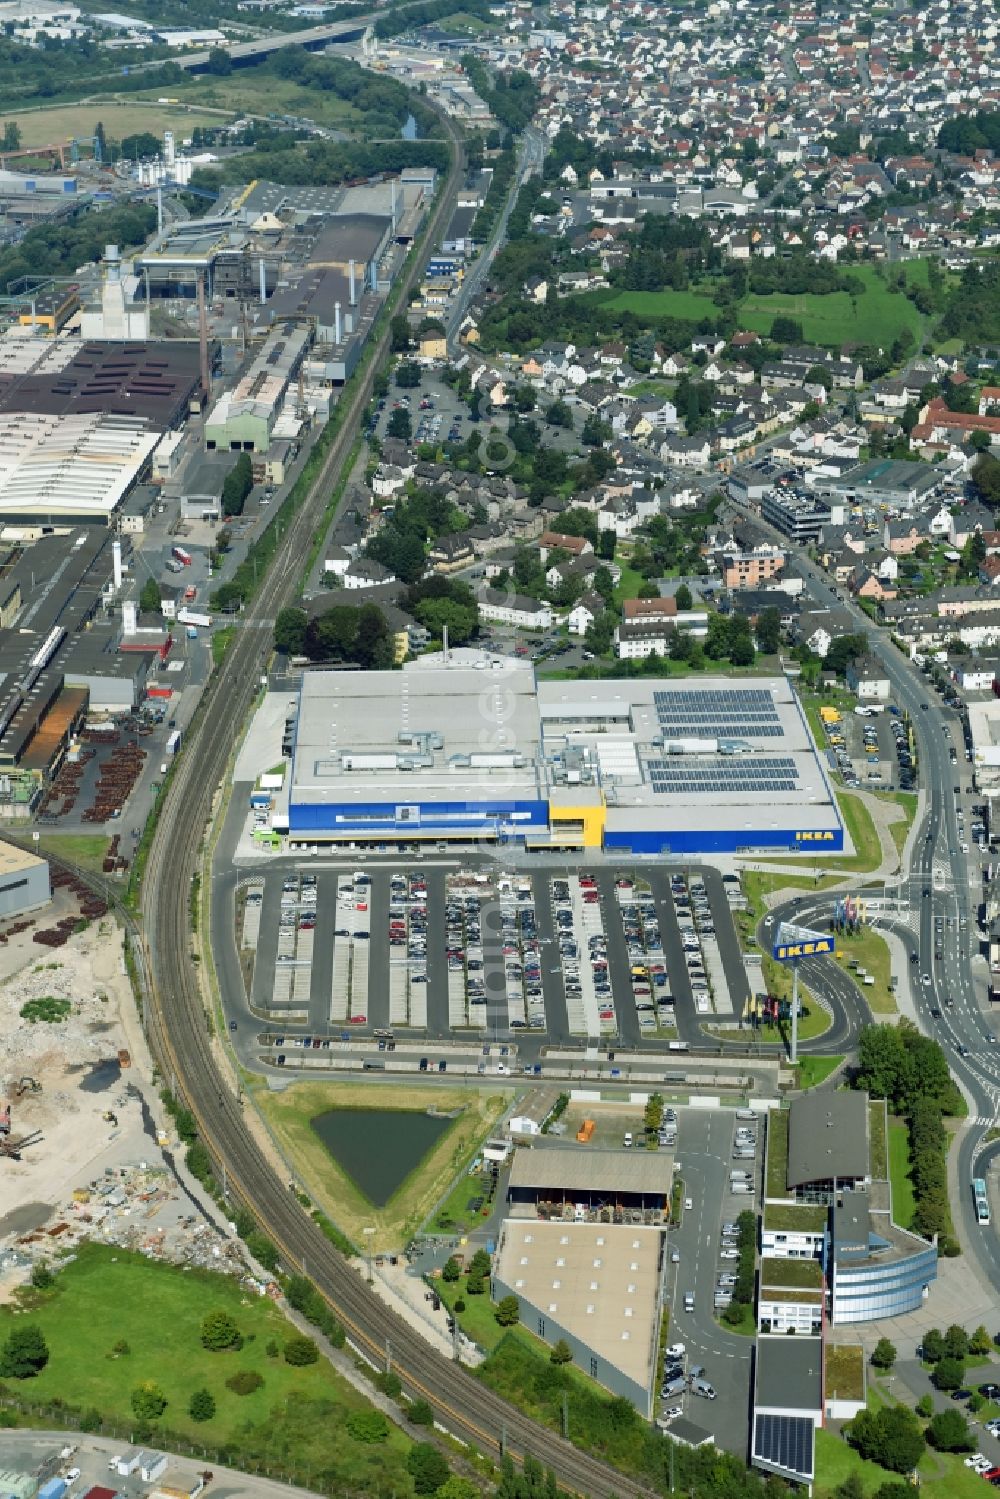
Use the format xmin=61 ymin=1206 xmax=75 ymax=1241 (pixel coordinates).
xmin=276 ymin=655 xmax=843 ymax=854
xmin=0 ymin=838 xmax=50 ymax=918
xmin=760 ymin=1095 xmax=937 ymax=1326
xmin=492 ymin=1217 xmax=665 ymax=1418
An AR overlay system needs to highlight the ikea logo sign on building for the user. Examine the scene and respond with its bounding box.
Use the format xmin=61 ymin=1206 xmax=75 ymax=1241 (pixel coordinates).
xmin=773 ymin=936 xmax=836 ymax=961
xmin=795 ymin=831 xmax=836 ymax=843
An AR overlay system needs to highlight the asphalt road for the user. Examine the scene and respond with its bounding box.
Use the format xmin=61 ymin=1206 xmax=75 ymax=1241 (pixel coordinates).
xmin=731 ymin=497 xmax=1000 ymax=1286
xmin=668 ymin=1110 xmax=754 ymax=1456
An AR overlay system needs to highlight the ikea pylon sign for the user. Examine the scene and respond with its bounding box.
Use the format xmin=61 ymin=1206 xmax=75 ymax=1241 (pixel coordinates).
xmin=773 ymin=935 xmax=835 ymax=961
xmin=772 ymin=919 xmax=835 ymax=964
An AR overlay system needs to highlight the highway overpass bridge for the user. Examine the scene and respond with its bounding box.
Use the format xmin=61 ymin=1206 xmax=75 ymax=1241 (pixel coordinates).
xmin=174 ymin=13 xmax=376 ymax=70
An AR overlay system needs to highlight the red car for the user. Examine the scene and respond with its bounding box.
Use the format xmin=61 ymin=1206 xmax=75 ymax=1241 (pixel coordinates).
xmin=349 ymin=1014 xmax=367 ymax=1024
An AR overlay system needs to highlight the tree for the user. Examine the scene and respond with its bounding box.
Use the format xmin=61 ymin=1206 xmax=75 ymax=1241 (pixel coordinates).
xmin=30 ymin=1262 xmax=54 ymax=1291
xmin=465 ymin=1271 xmax=484 ymax=1296
xmin=970 ymin=1325 xmax=993 ymax=1356
xmin=771 ymin=314 xmax=804 ymax=343
xmin=387 ymin=408 xmax=412 ymax=441
xmin=848 ymin=1405 xmax=925 ymax=1473
xmin=833 ymin=1476 xmax=864 ymax=1499
xmin=200 ymin=1309 xmax=241 ymax=1352
xmin=0 ymin=1325 xmax=49 ymax=1379
xmin=2 ymin=122 xmax=21 ymax=152
xmin=441 ymin=1257 xmax=461 ymax=1283
xmin=408 ymin=1399 xmax=434 ymax=1426
xmin=94 ymin=120 xmax=107 ymax=158
xmin=130 ymin=1381 xmax=167 ymax=1421
xmin=756 ymin=605 xmax=781 ymax=655
xmin=944 ymin=1324 xmax=970 ymax=1360
xmin=406 ymin=1442 xmax=450 ymax=1495
xmin=495 ymin=1295 xmax=520 ymax=1327
xmin=915 ymin=1394 xmax=934 ymax=1418
xmin=283 ymin=1334 xmax=319 ymax=1365
xmin=274 ymin=606 xmax=307 ymax=654
xmin=730 ymin=632 xmax=755 ymax=668
xmin=932 ymin=1355 xmax=965 ymax=1391
xmin=675 ymin=582 xmax=693 ymax=612
xmin=971 ymin=453 xmax=1000 ymax=508
xmin=222 ymin=452 xmax=253 ymax=517
xmin=921 ymin=1328 xmax=945 ymax=1363
xmin=139 ymin=577 xmax=161 ymax=614
xmin=205 ymin=46 xmax=232 ymax=74
xmin=928 ymin=1407 xmax=974 ymax=1452
xmin=395 ymin=360 xmax=422 ymax=388
xmin=544 ymin=399 xmax=573 ymax=428
xmin=390 ymin=314 xmax=412 ymax=353
xmin=189 ymin=1389 xmax=216 ymax=1423
xmin=871 ymin=1338 xmax=897 ymax=1371
xmin=435 ymin=1479 xmax=479 ymax=1499
xmin=346 ymin=1410 xmax=389 ymax=1443
xmin=550 ymin=1339 xmax=572 ymax=1365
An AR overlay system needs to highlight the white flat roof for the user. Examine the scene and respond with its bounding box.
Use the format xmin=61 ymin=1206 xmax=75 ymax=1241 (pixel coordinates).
xmin=0 ymin=412 xmax=158 ymax=517
xmin=494 ymin=1219 xmax=662 ymax=1390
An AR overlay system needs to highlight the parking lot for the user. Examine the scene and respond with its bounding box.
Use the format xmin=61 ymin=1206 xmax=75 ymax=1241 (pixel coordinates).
xmin=658 ymin=1106 xmax=763 ymax=1452
xmin=817 ymin=703 xmax=916 ymax=793
xmin=237 ymin=859 xmax=749 ymax=1049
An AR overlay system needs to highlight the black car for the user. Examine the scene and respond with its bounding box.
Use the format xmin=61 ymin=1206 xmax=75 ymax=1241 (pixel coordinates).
xmin=951 ymin=1388 xmax=974 ymax=1402
xmin=979 ymin=1383 xmax=1000 ymax=1401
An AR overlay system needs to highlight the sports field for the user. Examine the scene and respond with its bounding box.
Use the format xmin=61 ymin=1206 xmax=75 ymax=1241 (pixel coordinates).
xmin=601 ymin=265 xmax=925 ymax=349
xmin=250 ymin=1078 xmax=508 ymax=1251
xmin=3 ymin=102 xmax=223 ymax=151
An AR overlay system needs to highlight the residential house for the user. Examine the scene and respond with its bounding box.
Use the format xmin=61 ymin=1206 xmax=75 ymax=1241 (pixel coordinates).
xmin=428 ymin=534 xmax=475 ymax=573
xmin=477 ymin=588 xmax=553 ymax=630
xmin=538 ymin=531 xmax=594 ymax=562
xmin=567 ymin=592 xmax=603 ymax=636
xmin=883 ymin=519 xmax=924 ymax=556
xmin=846 ymin=653 xmax=891 ymax=701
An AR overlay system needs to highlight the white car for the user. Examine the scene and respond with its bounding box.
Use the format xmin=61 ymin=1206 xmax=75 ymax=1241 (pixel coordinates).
xmin=660 ymin=1405 xmax=684 ymax=1421
xmin=64 ymin=1472 xmax=81 ymax=1487
xmin=666 ymin=1343 xmax=686 ymax=1360
xmin=684 ymin=1197 xmax=693 ymax=1211
xmin=720 ymin=1249 xmax=739 ymax=1260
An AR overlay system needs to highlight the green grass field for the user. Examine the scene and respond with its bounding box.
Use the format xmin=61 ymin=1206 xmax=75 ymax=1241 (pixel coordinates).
xmin=888 ymin=1118 xmax=917 ymax=1229
xmin=0 ymin=1243 xmax=416 ymax=1490
xmin=3 ymin=101 xmax=222 ymax=150
xmin=792 ymin=1055 xmax=844 ymax=1089
xmin=602 ymin=288 xmax=721 ymax=322
xmin=815 ymin=1406 xmax=994 ymax=1499
xmin=34 ymin=832 xmax=109 ymax=875
xmin=595 ymin=265 xmax=924 ymax=350
xmin=139 ymin=73 xmax=364 ymax=133
xmin=836 ymin=926 xmax=896 ymax=1014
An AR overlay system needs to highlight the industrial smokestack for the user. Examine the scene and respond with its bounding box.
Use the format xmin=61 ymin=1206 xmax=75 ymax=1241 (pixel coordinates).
xmin=122 ymin=599 xmax=137 ymax=637
xmin=334 ymin=301 xmax=342 ymax=344
xmin=106 ymin=243 xmax=121 ymax=284
xmin=259 ymin=257 xmax=267 ymax=304
xmin=196 ymin=270 xmax=210 ymax=403
xmin=164 ymin=130 xmax=175 ymax=170
xmin=349 ymin=258 xmax=356 ymax=304
xmin=112 ymin=539 xmax=122 ymax=591
xmin=391 ymin=178 xmax=397 ymax=231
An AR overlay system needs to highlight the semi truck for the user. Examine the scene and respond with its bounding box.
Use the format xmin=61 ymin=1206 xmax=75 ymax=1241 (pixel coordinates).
xmin=172 ymin=545 xmax=192 ymax=567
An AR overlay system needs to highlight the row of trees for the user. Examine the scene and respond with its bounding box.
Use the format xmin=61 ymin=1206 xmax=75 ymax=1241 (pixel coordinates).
xmin=222 ymin=453 xmax=253 ymax=518
xmin=720 ymin=1210 xmax=757 ymax=1328
xmin=195 ymin=137 xmax=451 ymax=195
xmin=854 ymin=1021 xmax=961 ymax=1246
xmin=274 ymin=600 xmax=395 ymax=668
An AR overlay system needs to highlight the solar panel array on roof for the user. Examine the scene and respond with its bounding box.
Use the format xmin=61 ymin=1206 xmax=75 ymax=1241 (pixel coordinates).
xmin=646 ymin=755 xmax=800 ymax=796
xmin=753 ymin=1414 xmax=814 ymax=1481
xmin=653 ymin=687 xmax=782 ymax=738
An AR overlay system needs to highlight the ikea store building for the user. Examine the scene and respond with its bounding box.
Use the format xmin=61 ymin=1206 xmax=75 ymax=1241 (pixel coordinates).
xmin=284 ymin=653 xmax=844 ymax=855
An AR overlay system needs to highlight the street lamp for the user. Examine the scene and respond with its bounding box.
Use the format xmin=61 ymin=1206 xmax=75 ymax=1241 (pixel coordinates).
xmin=363 ymin=1225 xmax=376 ymax=1283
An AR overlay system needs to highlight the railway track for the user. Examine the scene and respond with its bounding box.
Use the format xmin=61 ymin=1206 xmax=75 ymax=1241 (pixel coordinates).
xmin=133 ymin=122 xmax=649 ymax=1499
